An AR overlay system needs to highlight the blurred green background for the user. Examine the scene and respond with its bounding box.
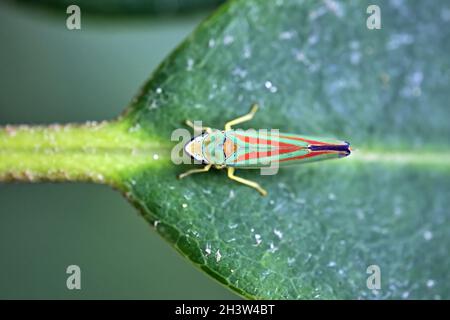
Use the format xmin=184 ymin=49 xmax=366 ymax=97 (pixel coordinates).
xmin=0 ymin=1 xmax=236 ymax=299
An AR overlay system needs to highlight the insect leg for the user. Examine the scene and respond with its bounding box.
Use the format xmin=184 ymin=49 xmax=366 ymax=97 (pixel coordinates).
xmin=178 ymin=164 xmax=212 ymax=179
xmin=224 ymin=103 xmax=259 ymax=131
xmin=227 ymin=167 xmax=267 ymax=196
xmin=185 ymin=120 xmax=212 ymax=133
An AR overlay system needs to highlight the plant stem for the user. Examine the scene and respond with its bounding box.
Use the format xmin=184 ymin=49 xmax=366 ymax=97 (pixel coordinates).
xmin=0 ymin=120 xmax=168 ymax=187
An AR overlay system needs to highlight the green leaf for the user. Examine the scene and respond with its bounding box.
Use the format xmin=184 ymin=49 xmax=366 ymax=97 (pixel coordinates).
xmin=121 ymin=0 xmax=450 ymax=299
xmin=2 ymin=0 xmax=450 ymax=299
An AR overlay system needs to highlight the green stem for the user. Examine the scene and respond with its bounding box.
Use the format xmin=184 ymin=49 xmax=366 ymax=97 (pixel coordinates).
xmin=0 ymin=120 xmax=168 ymax=188
xmin=2 ymin=119 xmax=448 ymax=188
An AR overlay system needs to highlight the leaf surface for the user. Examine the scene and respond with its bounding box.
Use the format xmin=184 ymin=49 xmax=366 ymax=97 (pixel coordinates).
xmin=114 ymin=0 xmax=450 ymax=298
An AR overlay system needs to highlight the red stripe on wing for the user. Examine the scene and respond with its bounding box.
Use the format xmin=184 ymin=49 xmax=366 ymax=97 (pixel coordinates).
xmin=234 ymin=134 xmax=301 ymax=149
xmin=279 ymin=151 xmax=331 ymax=162
xmin=236 ymin=147 xmax=299 ymax=162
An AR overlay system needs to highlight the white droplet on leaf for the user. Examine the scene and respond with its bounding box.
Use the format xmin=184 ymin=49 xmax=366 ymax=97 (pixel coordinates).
xmin=187 ymin=58 xmax=194 ymax=71
xmin=264 ymin=81 xmax=278 ymax=93
xmin=223 ymin=35 xmax=234 ymax=45
xmin=274 ymin=229 xmax=283 ymax=240
xmin=215 ymin=249 xmax=222 ymax=262
xmin=205 ymin=243 xmax=211 ymax=255
xmin=254 ymin=234 xmax=262 ymax=246
xmin=423 ymin=230 xmax=433 ymax=241
xmin=279 ymin=30 xmax=295 ymax=40
xmin=328 ymin=261 xmax=337 ymax=267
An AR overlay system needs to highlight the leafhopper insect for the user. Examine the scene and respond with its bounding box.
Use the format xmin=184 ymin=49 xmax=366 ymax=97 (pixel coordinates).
xmin=179 ymin=104 xmax=350 ymax=196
